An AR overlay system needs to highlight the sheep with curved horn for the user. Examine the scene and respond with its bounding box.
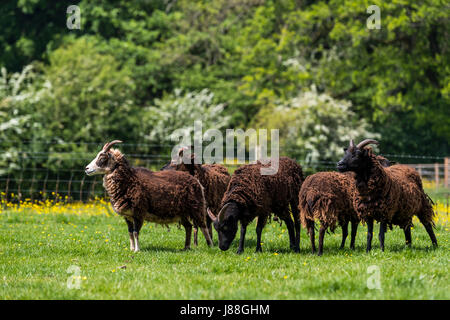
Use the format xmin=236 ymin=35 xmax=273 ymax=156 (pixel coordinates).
xmin=337 ymin=139 xmax=437 ymax=252
xmin=85 ymin=140 xmax=213 ymax=251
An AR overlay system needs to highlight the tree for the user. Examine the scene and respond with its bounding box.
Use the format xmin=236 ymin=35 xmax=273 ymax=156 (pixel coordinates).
xmin=251 ymin=86 xmax=378 ymax=167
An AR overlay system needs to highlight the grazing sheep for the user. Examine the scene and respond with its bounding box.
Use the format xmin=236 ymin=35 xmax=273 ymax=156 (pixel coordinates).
xmin=161 ymin=147 xmax=231 ymax=245
xmin=85 ymin=140 xmax=213 ymax=252
xmin=299 ymin=155 xmax=392 ymax=256
xmin=208 ymin=157 xmax=304 ymax=254
xmin=337 ymin=139 xmax=438 ymax=252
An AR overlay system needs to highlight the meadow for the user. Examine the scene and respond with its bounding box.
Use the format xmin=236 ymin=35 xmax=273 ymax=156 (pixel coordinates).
xmin=0 ymin=192 xmax=448 ymax=300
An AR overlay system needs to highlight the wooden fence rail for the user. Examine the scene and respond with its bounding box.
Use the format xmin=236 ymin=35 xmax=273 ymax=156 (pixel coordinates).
xmin=408 ymin=157 xmax=450 ymax=188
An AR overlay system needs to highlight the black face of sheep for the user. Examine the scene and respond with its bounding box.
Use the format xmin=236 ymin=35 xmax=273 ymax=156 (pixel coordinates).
xmin=337 ymin=139 xmax=379 ymax=173
xmin=208 ymin=203 xmax=240 ymax=251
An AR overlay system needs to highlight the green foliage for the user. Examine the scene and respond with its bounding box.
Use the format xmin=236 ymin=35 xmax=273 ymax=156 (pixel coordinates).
xmin=252 ymin=86 xmax=378 ymax=165
xmin=0 ymin=64 xmax=49 ymax=173
xmin=143 ymin=88 xmax=231 ymax=144
xmin=0 ymin=37 xmax=139 ymax=174
xmin=41 ymin=37 xmax=138 ymax=146
xmin=0 ymin=0 xmax=448 ymax=173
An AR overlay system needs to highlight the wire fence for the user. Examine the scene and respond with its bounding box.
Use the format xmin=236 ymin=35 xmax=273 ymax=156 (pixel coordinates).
xmin=0 ymin=142 xmax=448 ymax=205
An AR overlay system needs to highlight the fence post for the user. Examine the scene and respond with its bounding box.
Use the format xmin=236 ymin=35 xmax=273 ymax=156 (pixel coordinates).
xmin=418 ymin=164 xmax=422 ymax=178
xmin=434 ymin=163 xmax=439 ymax=188
xmin=445 ymin=157 xmax=449 ymax=188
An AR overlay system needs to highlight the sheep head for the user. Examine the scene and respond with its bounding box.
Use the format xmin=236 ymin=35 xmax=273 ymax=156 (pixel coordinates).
xmin=162 ymin=146 xmax=200 ymax=175
xmin=337 ymin=139 xmax=379 ymax=173
xmin=207 ymin=202 xmax=240 ymax=251
xmin=85 ymin=140 xmax=123 ymax=176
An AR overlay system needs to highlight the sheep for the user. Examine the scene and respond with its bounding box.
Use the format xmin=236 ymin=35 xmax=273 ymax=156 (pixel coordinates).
xmin=161 ymin=147 xmax=231 ymax=245
xmin=337 ymin=139 xmax=438 ymax=252
xmin=85 ymin=140 xmax=213 ymax=252
xmin=299 ymin=155 xmax=392 ymax=256
xmin=207 ymin=157 xmax=304 ymax=254
xmin=299 ymin=171 xmax=359 ymax=256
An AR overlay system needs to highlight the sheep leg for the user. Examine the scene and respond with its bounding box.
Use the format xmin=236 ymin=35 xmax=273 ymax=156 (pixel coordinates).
xmin=125 ymin=218 xmax=135 ymax=251
xmin=317 ymin=225 xmax=326 ymax=256
xmin=199 ymin=226 xmax=213 ymax=247
xmin=206 ymin=217 xmax=214 ymax=243
xmin=340 ymin=220 xmax=349 ymax=249
xmin=403 ymin=225 xmax=412 ymax=247
xmin=237 ymin=223 xmax=247 ymax=254
xmin=282 ymin=216 xmax=297 ymax=252
xmin=182 ymin=220 xmax=192 ymax=250
xmin=378 ymin=222 xmax=387 ymax=252
xmin=255 ymin=216 xmax=267 ymax=253
xmin=290 ymin=202 xmax=301 ymax=253
xmin=307 ymin=220 xmax=316 ymax=254
xmin=422 ymin=222 xmax=438 ymax=247
xmin=193 ymin=227 xmax=198 ymax=247
xmin=132 ymin=218 xmax=144 ymax=252
xmin=350 ymin=220 xmax=358 ymax=250
xmin=366 ymin=218 xmax=374 ymax=253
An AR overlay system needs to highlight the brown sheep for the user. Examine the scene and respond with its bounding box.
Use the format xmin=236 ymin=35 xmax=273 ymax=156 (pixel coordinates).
xmin=299 ymin=155 xmax=393 ymax=256
xmin=208 ymin=157 xmax=304 ymax=254
xmin=337 ymin=139 xmax=437 ymax=252
xmin=299 ymin=171 xmax=359 ymax=256
xmin=85 ymin=140 xmax=213 ymax=251
xmin=161 ymin=147 xmax=231 ymax=245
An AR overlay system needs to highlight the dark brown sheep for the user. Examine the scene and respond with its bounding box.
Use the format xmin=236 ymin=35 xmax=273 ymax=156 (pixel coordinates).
xmin=299 ymin=171 xmax=359 ymax=256
xmin=337 ymin=139 xmax=437 ymax=252
xmin=161 ymin=147 xmax=231 ymax=245
xmin=208 ymin=157 xmax=304 ymax=254
xmin=85 ymin=141 xmax=213 ymax=251
xmin=299 ymin=155 xmax=393 ymax=256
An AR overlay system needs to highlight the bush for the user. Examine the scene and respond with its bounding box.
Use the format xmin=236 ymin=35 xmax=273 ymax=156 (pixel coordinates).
xmin=251 ymin=86 xmax=378 ymax=167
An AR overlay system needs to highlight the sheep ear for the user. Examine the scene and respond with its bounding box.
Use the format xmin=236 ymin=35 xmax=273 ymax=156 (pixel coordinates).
xmin=178 ymin=147 xmax=186 ymax=158
xmin=365 ymin=147 xmax=373 ymax=157
xmin=349 ymin=139 xmax=356 ymax=149
xmin=207 ymin=208 xmax=217 ymax=222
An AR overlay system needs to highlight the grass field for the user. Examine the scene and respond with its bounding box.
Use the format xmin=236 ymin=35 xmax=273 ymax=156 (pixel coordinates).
xmin=0 ymin=192 xmax=448 ymax=300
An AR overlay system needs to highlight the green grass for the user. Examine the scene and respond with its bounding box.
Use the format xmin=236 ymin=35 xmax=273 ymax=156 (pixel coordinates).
xmin=0 ymin=205 xmax=448 ymax=300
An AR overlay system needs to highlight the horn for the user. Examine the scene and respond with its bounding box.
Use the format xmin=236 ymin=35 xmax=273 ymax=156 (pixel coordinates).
xmin=102 ymin=140 xmax=123 ymax=151
xmin=349 ymin=139 xmax=356 ymax=149
xmin=356 ymin=139 xmax=379 ymax=149
xmin=207 ymin=208 xmax=217 ymax=222
xmin=217 ymin=203 xmax=230 ymax=222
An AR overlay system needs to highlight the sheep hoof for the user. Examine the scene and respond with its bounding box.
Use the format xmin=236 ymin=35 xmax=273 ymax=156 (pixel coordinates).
xmin=236 ymin=249 xmax=244 ymax=254
xmin=183 ymin=246 xmax=191 ymax=251
xmin=317 ymin=251 xmax=323 ymax=256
